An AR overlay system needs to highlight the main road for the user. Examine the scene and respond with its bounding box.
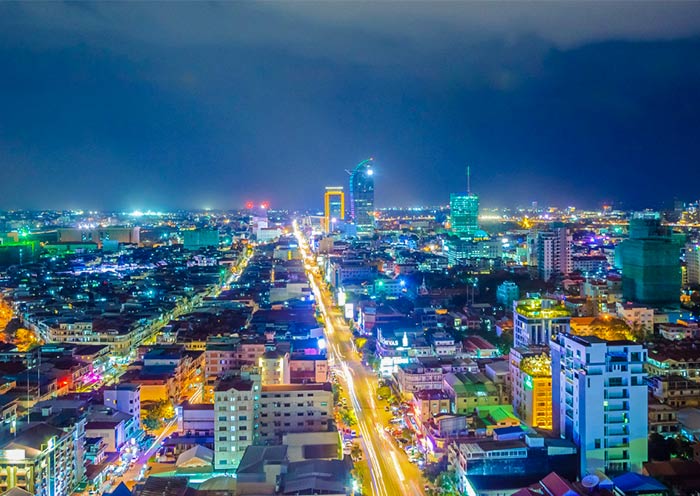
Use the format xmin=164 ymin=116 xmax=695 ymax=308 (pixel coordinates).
xmin=293 ymin=221 xmax=425 ymax=496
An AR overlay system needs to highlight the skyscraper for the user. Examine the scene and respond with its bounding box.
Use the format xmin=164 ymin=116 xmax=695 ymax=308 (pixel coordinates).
xmin=449 ymin=167 xmax=479 ymax=238
xmin=349 ymin=158 xmax=375 ymax=235
xmin=551 ymin=333 xmax=648 ymax=475
xmin=537 ymin=227 xmax=572 ymax=282
xmin=617 ymin=212 xmax=683 ymax=305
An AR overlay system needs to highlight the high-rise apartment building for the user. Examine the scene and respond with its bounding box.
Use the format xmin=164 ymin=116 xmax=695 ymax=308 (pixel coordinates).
xmin=349 ymin=158 xmax=375 ymax=235
xmin=0 ymin=422 xmax=83 ymax=496
xmin=513 ymin=297 xmax=571 ymax=348
xmin=509 ymin=348 xmax=552 ymax=430
xmin=214 ymin=373 xmax=261 ymax=471
xmin=214 ymin=367 xmax=334 ymax=470
xmin=687 ymin=243 xmax=700 ymax=286
xmin=537 ymin=228 xmax=571 ymax=282
xmin=551 ymin=333 xmax=648 ymax=475
xmin=617 ymin=213 xmax=682 ymax=305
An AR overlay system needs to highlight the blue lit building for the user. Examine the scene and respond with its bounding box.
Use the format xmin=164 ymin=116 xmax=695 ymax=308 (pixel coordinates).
xmin=450 ymin=193 xmax=479 ymax=239
xmin=349 ymin=158 xmax=375 ymax=235
xmin=617 ymin=212 xmax=683 ymax=306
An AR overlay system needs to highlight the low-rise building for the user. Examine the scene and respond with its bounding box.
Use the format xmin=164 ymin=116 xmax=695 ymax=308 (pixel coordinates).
xmin=443 ymin=372 xmax=505 ymax=415
xmin=448 ymin=435 xmax=577 ymax=496
xmin=648 ymin=402 xmax=680 ymax=437
xmin=649 ymin=375 xmax=700 ymax=408
xmin=412 ymin=390 xmax=451 ymax=423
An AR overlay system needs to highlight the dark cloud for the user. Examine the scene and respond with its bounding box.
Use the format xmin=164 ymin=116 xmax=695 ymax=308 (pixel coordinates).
xmin=1 ymin=2 xmax=700 ymax=210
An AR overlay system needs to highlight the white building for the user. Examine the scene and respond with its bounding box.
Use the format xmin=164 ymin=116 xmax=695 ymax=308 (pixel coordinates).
xmin=551 ymin=333 xmax=648 ymax=475
xmin=616 ymin=302 xmax=654 ymax=333
xmin=258 ymin=383 xmax=334 ymax=444
xmin=513 ymin=297 xmax=571 ymax=348
xmin=537 ymin=228 xmax=572 ymax=282
xmin=259 ymin=350 xmax=291 ymax=385
xmin=687 ymin=243 xmax=700 ymax=286
xmin=214 ymin=373 xmax=333 ymax=470
xmin=103 ymin=383 xmax=141 ymax=428
xmin=214 ymin=376 xmax=261 ymax=471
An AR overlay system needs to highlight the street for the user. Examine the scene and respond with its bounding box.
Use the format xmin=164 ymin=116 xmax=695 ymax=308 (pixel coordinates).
xmin=294 ymin=222 xmax=426 ymax=496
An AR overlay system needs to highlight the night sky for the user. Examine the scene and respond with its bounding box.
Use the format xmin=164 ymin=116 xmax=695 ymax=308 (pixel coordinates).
xmin=1 ymin=2 xmax=700 ymax=211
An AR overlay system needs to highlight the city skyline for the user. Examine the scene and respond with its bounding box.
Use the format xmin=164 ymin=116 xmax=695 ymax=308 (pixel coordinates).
xmin=2 ymin=3 xmax=700 ymax=210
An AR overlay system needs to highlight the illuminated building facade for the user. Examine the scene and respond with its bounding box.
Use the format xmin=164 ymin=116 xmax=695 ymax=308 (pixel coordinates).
xmin=687 ymin=243 xmax=700 ymax=286
xmin=349 ymin=158 xmax=375 ymax=235
xmin=323 ymin=187 xmax=345 ymax=233
xmin=182 ymin=228 xmax=220 ymax=250
xmin=0 ymin=423 xmax=81 ymax=496
xmin=214 ymin=375 xmax=333 ymax=468
xmin=509 ymin=349 xmax=552 ymax=430
xmin=617 ymin=213 xmax=683 ymax=305
xmin=449 ymin=193 xmax=479 ymax=239
xmin=57 ymin=227 xmax=140 ymax=248
xmin=537 ymin=228 xmax=572 ymax=282
xmin=258 ymin=383 xmax=334 ymax=444
xmin=513 ymin=297 xmax=571 ymax=348
xmin=551 ymin=333 xmax=648 ymax=475
xmin=214 ymin=375 xmax=261 ymax=471
xmin=258 ymin=350 xmax=290 ymax=385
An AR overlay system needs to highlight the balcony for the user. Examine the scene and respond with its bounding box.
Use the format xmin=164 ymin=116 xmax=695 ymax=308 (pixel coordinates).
xmin=604 ymin=404 xmax=627 ymax=412
xmin=606 ymin=441 xmax=630 ymax=449
xmin=605 ymin=416 xmax=626 ymax=424
xmin=606 ymin=451 xmax=630 ymax=461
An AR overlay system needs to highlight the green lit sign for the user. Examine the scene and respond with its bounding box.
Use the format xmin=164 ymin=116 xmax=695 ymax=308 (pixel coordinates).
xmin=524 ymin=376 xmax=533 ymax=391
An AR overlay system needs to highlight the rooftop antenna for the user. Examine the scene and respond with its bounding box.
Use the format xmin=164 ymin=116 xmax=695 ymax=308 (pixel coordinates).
xmin=467 ymin=166 xmax=471 ymax=195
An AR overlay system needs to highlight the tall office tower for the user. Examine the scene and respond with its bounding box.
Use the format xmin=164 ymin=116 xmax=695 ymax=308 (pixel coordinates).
xmin=323 ymin=186 xmax=345 ymax=233
xmin=551 ymin=333 xmax=648 ymax=476
xmin=686 ymin=243 xmax=700 ymax=286
xmin=617 ymin=212 xmax=683 ymax=305
xmin=513 ymin=297 xmax=571 ymax=348
xmin=449 ymin=166 xmax=479 ymax=239
xmin=349 ymin=158 xmax=375 ymax=235
xmin=537 ymin=227 xmax=572 ymax=282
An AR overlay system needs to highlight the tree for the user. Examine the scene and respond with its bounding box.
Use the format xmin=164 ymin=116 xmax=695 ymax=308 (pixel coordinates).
xmin=14 ymin=327 xmax=41 ymax=351
xmin=350 ymin=444 xmax=363 ymax=460
xmin=434 ymin=471 xmax=460 ymax=496
xmin=341 ymin=409 xmax=357 ymax=427
xmin=143 ymin=399 xmax=174 ymax=431
xmin=648 ymin=433 xmax=670 ymax=461
xmin=377 ymin=386 xmax=391 ymax=399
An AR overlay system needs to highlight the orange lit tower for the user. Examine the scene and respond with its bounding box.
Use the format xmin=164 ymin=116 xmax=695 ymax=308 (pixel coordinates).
xmin=324 ymin=186 xmax=345 ymax=233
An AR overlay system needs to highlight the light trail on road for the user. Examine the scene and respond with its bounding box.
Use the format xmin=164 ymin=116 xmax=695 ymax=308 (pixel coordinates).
xmin=293 ymin=220 xmax=425 ymax=496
